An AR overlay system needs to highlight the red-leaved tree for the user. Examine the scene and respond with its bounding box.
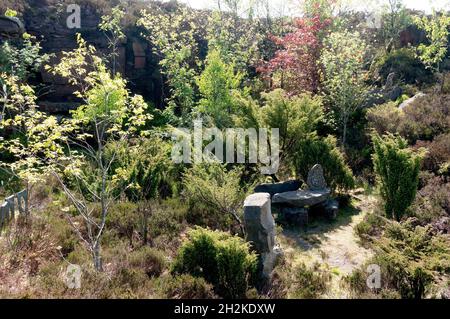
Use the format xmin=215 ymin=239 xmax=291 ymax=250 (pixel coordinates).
xmin=258 ymin=4 xmax=332 ymax=95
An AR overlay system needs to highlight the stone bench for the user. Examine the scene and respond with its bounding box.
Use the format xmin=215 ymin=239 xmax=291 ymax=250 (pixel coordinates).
xmin=270 ymin=164 xmax=338 ymax=225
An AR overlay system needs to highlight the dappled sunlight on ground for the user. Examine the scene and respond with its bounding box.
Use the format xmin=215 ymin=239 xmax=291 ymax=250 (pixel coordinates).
xmin=278 ymin=195 xmax=377 ymax=298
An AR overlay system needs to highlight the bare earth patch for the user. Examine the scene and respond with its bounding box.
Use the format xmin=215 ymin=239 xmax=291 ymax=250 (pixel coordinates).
xmin=278 ymin=194 xmax=377 ymax=298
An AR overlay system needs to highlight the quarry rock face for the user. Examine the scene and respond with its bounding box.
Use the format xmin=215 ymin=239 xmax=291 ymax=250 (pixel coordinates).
xmin=243 ymin=193 xmax=281 ymax=281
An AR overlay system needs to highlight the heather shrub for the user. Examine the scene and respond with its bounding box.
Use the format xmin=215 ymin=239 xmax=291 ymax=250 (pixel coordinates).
xmin=354 ymin=210 xmax=387 ymax=242
xmin=367 ymin=102 xmax=403 ymax=136
xmin=155 ymin=274 xmax=217 ymax=299
xmin=128 ymin=246 xmax=167 ymax=277
xmin=147 ymin=199 xmax=186 ymax=239
xmin=367 ymin=94 xmax=450 ymax=144
xmin=290 ymin=262 xmax=331 ymax=299
xmin=416 ymin=133 xmax=450 ymax=176
xmin=399 ymin=94 xmax=450 ymax=143
xmin=106 ymin=201 xmax=139 ymax=245
xmin=172 ymin=227 xmax=257 ymax=299
xmin=411 ymin=174 xmax=450 ymax=224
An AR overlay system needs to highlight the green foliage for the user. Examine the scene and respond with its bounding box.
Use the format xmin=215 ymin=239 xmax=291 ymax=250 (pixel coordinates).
xmin=0 ymin=33 xmax=49 ymax=81
xmin=373 ymin=48 xmax=432 ymax=85
xmin=107 ymin=137 xmax=173 ymax=201
xmin=320 ymin=29 xmax=370 ymax=144
xmin=206 ymin=11 xmax=261 ymax=74
xmin=372 ymin=133 xmax=422 ymax=220
xmin=414 ymin=11 xmax=450 ymax=72
xmin=378 ymin=0 xmax=412 ymax=50
xmin=138 ymin=6 xmax=200 ymax=122
xmin=4 ymin=8 xmax=17 ymax=17
xmin=196 ymin=49 xmax=243 ymax=128
xmin=98 ymin=6 xmax=126 ymax=74
xmin=290 ymin=262 xmax=331 ymax=299
xmin=172 ymin=227 xmax=257 ymax=299
xmin=293 ymin=135 xmax=355 ymax=191
xmin=183 ymin=163 xmax=251 ymax=233
xmin=128 ymin=246 xmax=167 ymax=277
xmin=155 ymin=274 xmax=216 ymax=299
xmin=0 ymin=73 xmax=67 ymax=186
xmin=259 ymin=89 xmax=323 ymax=157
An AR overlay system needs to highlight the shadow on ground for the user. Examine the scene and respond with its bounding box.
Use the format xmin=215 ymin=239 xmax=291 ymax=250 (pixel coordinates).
xmin=279 ymin=203 xmax=362 ymax=251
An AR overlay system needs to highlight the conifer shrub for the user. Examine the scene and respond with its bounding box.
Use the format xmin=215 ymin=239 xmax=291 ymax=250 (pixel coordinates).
xmin=172 ymin=227 xmax=257 ymax=299
xmin=372 ymin=133 xmax=422 ymax=220
xmin=294 ymin=135 xmax=355 ymax=192
xmin=348 ymin=222 xmax=450 ymax=299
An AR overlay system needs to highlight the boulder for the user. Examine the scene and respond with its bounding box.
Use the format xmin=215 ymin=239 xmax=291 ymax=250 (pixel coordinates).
xmin=385 ymin=86 xmax=403 ymax=101
xmin=254 ymin=180 xmax=301 ymax=198
xmin=399 ymin=92 xmax=426 ymax=110
xmin=272 ymin=189 xmax=330 ymax=207
xmin=281 ymin=207 xmax=308 ymax=226
xmin=0 ymin=16 xmax=25 ymax=38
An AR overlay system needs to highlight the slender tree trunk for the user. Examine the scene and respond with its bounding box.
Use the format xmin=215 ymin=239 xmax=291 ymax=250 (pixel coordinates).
xmin=93 ymin=242 xmax=102 ymax=271
xmin=342 ymin=120 xmax=348 ymax=146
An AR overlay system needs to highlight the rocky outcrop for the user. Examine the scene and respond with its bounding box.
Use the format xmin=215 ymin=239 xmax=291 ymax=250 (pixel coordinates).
xmin=399 ymin=92 xmax=426 ymax=110
xmin=0 ymin=16 xmax=25 ymax=38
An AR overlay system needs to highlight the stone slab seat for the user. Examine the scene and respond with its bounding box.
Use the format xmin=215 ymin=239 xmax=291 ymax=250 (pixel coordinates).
xmin=254 ymin=179 xmax=301 ymax=198
xmin=272 ymin=188 xmax=331 ymax=207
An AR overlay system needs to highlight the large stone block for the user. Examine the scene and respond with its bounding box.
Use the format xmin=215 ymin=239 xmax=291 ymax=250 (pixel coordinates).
xmin=5 ymin=195 xmax=15 ymax=221
xmin=244 ymin=192 xmax=282 ymax=283
xmin=254 ymin=180 xmax=301 ymax=198
xmin=281 ymin=207 xmax=309 ymax=226
xmin=244 ymin=193 xmax=275 ymax=253
xmin=17 ymin=189 xmax=28 ymax=215
xmin=272 ymin=189 xmax=330 ymax=207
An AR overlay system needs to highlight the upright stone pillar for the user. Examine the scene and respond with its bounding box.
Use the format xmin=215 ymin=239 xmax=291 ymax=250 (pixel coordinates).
xmin=244 ymin=193 xmax=282 ymax=283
